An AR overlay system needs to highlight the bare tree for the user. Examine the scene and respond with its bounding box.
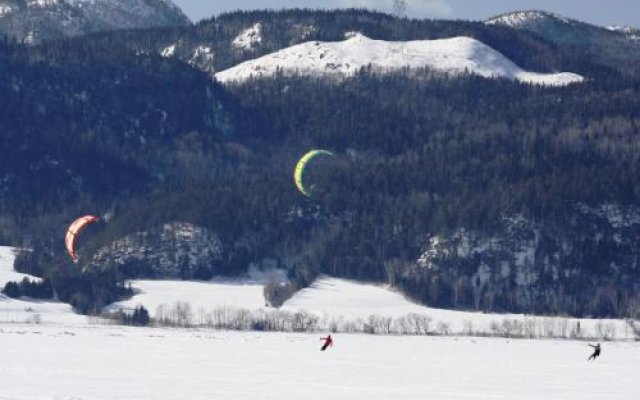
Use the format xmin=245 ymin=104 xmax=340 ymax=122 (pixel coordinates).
xmin=463 ymin=319 xmax=474 ymax=336
xmin=383 ymin=258 xmax=404 ymax=286
xmin=437 ymin=321 xmax=451 ymax=336
xmin=392 ymin=0 xmax=408 ymax=18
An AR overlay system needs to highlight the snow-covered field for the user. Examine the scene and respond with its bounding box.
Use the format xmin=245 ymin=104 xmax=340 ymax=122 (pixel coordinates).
xmin=281 ymin=277 xmax=633 ymax=339
xmin=0 ymin=325 xmax=638 ymax=400
xmin=107 ymin=275 xmax=634 ymax=339
xmin=1 ymin=246 xmax=639 ymax=398
xmin=0 ymin=247 xmax=88 ymax=326
xmin=0 ymin=247 xmax=41 ymax=287
xmin=0 ymin=246 xmax=635 ymax=338
xmin=215 ymin=33 xmax=583 ymax=86
xmin=107 ymin=278 xmax=270 ymax=316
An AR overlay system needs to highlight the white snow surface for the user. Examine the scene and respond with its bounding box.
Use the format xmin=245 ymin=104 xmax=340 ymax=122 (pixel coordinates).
xmin=160 ymin=43 xmax=175 ymax=57
xmin=0 ymin=325 xmax=638 ymax=399
xmin=283 ymin=276 xmax=631 ymax=339
xmin=106 ymin=278 xmax=270 ymax=316
xmin=0 ymin=246 xmax=634 ymax=339
xmin=0 ymin=247 xmax=41 ymax=287
xmin=0 ymin=246 xmax=87 ymax=325
xmin=0 ymin=246 xmax=639 ymax=398
xmin=106 ymin=266 xmax=287 ymax=316
xmin=283 ymin=276 xmax=429 ymax=319
xmin=215 ymin=34 xmax=583 ymax=86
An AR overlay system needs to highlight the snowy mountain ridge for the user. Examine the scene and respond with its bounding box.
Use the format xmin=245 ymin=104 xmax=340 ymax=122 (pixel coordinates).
xmin=607 ymin=25 xmax=640 ymax=40
xmin=0 ymin=0 xmax=190 ymax=43
xmin=215 ymin=33 xmax=583 ymax=86
xmin=486 ymin=10 xmax=569 ymax=27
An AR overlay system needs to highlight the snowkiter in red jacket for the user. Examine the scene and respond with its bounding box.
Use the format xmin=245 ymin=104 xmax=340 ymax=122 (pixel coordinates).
xmin=320 ymin=335 xmax=333 ymax=351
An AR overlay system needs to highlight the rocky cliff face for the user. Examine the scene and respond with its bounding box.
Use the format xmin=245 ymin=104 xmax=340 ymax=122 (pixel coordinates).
xmin=400 ymin=204 xmax=640 ymax=318
xmin=0 ymin=0 xmax=190 ymax=44
xmin=90 ymin=222 xmax=223 ymax=279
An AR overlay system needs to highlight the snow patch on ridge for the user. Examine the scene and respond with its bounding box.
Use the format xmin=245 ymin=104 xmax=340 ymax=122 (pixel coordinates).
xmin=232 ymin=22 xmax=262 ymax=50
xmin=161 ymin=44 xmax=176 ymax=57
xmin=0 ymin=247 xmax=41 ymax=287
xmin=0 ymin=4 xmax=17 ymax=17
xmin=189 ymin=45 xmax=215 ymax=73
xmin=27 ymin=0 xmax=60 ymax=8
xmin=607 ymin=26 xmax=640 ymax=40
xmin=577 ymin=203 xmax=640 ymax=228
xmin=216 ymin=34 xmax=583 ymax=86
xmin=0 ymin=247 xmax=86 ymax=325
xmin=486 ymin=10 xmax=569 ymax=27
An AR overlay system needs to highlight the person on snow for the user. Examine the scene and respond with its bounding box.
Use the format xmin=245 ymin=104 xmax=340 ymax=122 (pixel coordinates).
xmin=320 ymin=334 xmax=333 ymax=351
xmin=587 ymin=343 xmax=601 ymax=361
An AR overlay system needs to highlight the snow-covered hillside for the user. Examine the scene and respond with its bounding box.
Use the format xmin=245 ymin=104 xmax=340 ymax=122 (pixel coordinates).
xmin=1 ymin=245 xmax=636 ymax=339
xmin=104 ymin=273 xmax=636 ymax=340
xmin=486 ymin=10 xmax=569 ymax=27
xmin=106 ymin=278 xmax=271 ymax=317
xmin=0 ymin=246 xmax=87 ymax=325
xmin=282 ymin=276 xmax=632 ymax=339
xmin=0 ymin=247 xmax=40 ymax=287
xmin=0 ymin=244 xmax=638 ymax=398
xmin=0 ymin=326 xmax=638 ymax=400
xmin=215 ymin=33 xmax=583 ymax=86
xmin=0 ymin=0 xmax=190 ymax=44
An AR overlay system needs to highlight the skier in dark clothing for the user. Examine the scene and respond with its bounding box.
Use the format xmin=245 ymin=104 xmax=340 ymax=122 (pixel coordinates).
xmin=588 ymin=343 xmax=601 ymax=361
xmin=320 ymin=334 xmax=333 ymax=351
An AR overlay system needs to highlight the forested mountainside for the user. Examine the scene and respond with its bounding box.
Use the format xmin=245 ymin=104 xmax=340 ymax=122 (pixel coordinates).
xmin=486 ymin=10 xmax=640 ymax=73
xmin=52 ymin=8 xmax=624 ymax=76
xmin=0 ymin=0 xmax=190 ymax=44
xmin=1 ymin=9 xmax=639 ymax=318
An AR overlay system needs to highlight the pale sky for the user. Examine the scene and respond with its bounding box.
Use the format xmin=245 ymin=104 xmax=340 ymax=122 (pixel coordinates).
xmin=171 ymin=0 xmax=640 ymax=28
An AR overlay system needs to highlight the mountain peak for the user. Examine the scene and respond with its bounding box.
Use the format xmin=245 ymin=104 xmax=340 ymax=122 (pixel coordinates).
xmin=486 ymin=10 xmax=570 ymax=27
xmin=0 ymin=0 xmax=190 ymax=43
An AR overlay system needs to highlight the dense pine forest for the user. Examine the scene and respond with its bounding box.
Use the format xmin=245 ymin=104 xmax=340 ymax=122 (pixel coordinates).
xmin=1 ymin=9 xmax=639 ymax=317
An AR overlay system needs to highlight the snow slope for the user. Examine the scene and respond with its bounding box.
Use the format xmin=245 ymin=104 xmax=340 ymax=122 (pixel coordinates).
xmin=107 ymin=273 xmax=634 ymax=339
xmin=0 ymin=247 xmax=40 ymax=287
xmin=282 ymin=276 xmax=632 ymax=339
xmin=215 ymin=33 xmax=583 ymax=86
xmin=1 ymin=245 xmax=634 ymax=339
xmin=0 ymin=245 xmax=637 ymax=399
xmin=0 ymin=246 xmax=86 ymax=325
xmin=0 ymin=326 xmax=638 ymax=399
xmin=107 ymin=278 xmax=270 ymax=316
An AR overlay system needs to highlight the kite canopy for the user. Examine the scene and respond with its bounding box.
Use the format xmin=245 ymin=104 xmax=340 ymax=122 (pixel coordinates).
xmin=65 ymin=215 xmax=99 ymax=263
xmin=294 ymin=150 xmax=335 ymax=197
